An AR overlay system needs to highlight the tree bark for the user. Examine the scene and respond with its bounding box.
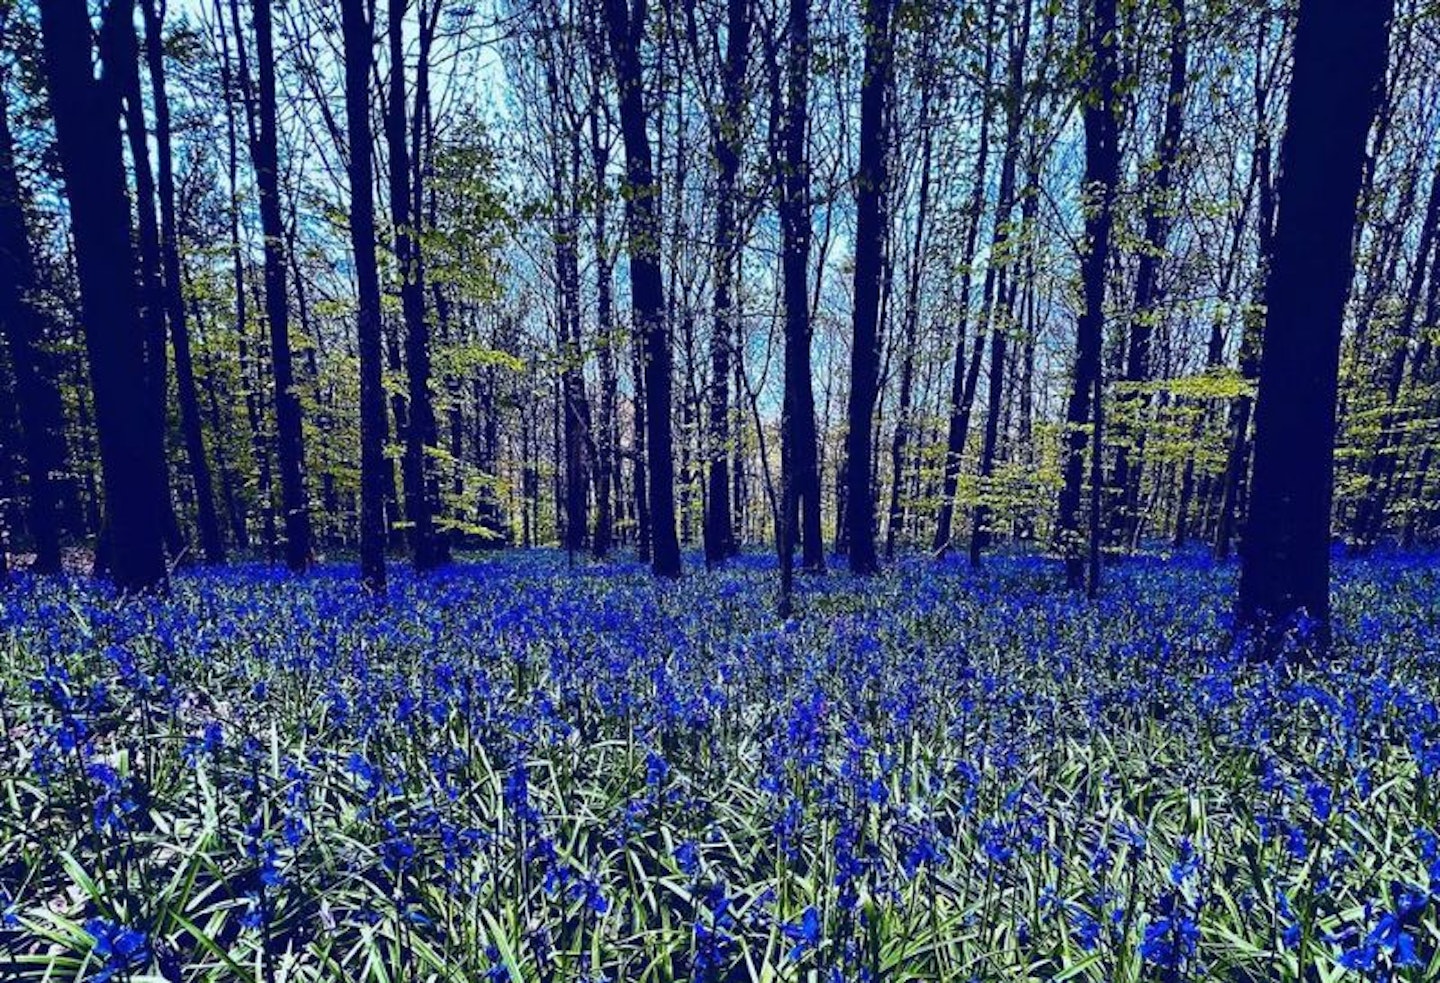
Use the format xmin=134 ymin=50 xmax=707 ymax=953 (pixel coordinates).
xmin=1056 ymin=0 xmax=1120 ymax=595
xmin=844 ymin=0 xmax=896 ymax=576
xmin=142 ymin=0 xmax=226 ymax=564
xmin=932 ymin=0 xmax=996 ymax=556
xmin=40 ymin=0 xmax=168 ymax=592
xmin=1111 ymin=0 xmax=1186 ymax=551
xmin=0 ymin=72 xmax=67 ymax=573
xmin=387 ymin=0 xmax=442 ymax=570
xmin=1237 ymin=0 xmax=1393 ymax=650
xmin=703 ymin=0 xmax=749 ymax=566
xmin=968 ymin=0 xmax=1034 ymax=567
xmin=343 ymin=0 xmax=387 ymax=591
xmin=773 ymin=0 xmax=825 ymax=575
xmin=603 ymin=0 xmax=680 ymax=577
xmin=884 ymin=44 xmax=934 ymax=560
xmin=251 ymin=0 xmax=312 ymax=571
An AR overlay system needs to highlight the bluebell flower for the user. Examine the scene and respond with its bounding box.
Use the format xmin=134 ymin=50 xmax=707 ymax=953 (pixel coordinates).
xmin=84 ymin=917 xmax=149 ymax=982
xmin=784 ymin=906 xmax=821 ymax=961
xmin=1069 ymin=907 xmax=1101 ymax=951
xmin=1169 ymin=837 xmax=1199 ymax=885
xmin=1139 ymin=913 xmax=1198 ymax=973
xmin=674 ymin=840 xmax=700 ymax=877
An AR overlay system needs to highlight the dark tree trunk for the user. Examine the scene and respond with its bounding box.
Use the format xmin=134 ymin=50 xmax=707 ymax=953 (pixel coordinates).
xmin=116 ymin=11 xmax=183 ymax=562
xmin=968 ymin=1 xmax=1033 ymax=567
xmin=631 ymin=328 xmax=651 ymax=562
xmin=1237 ymin=0 xmax=1393 ymax=649
xmin=382 ymin=316 xmax=407 ymax=548
xmin=773 ymin=0 xmax=824 ymax=575
xmin=343 ymin=0 xmax=387 ymax=592
xmin=703 ymin=0 xmax=749 ymax=567
xmin=387 ymin=0 xmax=442 ymax=571
xmin=588 ymin=29 xmax=617 ymax=559
xmin=1056 ymin=0 xmax=1120 ymax=595
xmin=215 ymin=0 xmax=267 ymax=554
xmin=142 ymin=0 xmax=225 ymax=564
xmin=0 ymin=74 xmax=67 ymax=574
xmin=932 ymin=0 xmax=996 ymax=556
xmin=884 ymin=56 xmax=934 ymax=560
xmin=844 ymin=0 xmax=895 ymax=576
xmin=603 ymin=0 xmax=681 ymax=577
xmin=40 ymin=0 xmax=168 ymax=592
xmin=538 ymin=16 xmax=591 ymax=560
xmin=969 ymin=278 xmax=1008 ymax=567
xmin=251 ymin=0 xmax=311 ymax=572
xmin=1111 ymin=0 xmax=1186 ymax=551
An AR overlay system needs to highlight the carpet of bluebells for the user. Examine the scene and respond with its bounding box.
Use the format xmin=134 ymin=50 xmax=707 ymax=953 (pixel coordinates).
xmin=2 ymin=551 xmax=1440 ymax=982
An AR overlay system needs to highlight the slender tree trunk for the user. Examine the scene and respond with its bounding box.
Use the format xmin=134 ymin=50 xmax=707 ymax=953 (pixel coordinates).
xmin=631 ymin=328 xmax=651 ymax=561
xmin=1237 ymin=0 xmax=1393 ymax=650
xmin=933 ymin=0 xmax=996 ymax=555
xmin=1056 ymin=0 xmax=1120 ymax=595
xmin=588 ymin=38 xmax=618 ymax=558
xmin=703 ymin=0 xmax=749 ymax=567
xmin=884 ymin=63 xmax=934 ymax=560
xmin=343 ymin=0 xmax=386 ymax=591
xmin=843 ymin=0 xmax=895 ymax=576
xmin=968 ymin=1 xmax=1033 ymax=567
xmin=116 ymin=11 xmax=184 ymax=561
xmin=216 ymin=0 xmax=268 ymax=554
xmin=773 ymin=0 xmax=825 ymax=574
xmin=251 ymin=0 xmax=312 ymax=571
xmin=604 ymin=0 xmax=681 ymax=577
xmin=1111 ymin=0 xmax=1187 ymax=551
xmin=1215 ymin=104 xmax=1275 ymax=561
xmin=387 ymin=0 xmax=442 ymax=570
xmin=142 ymin=0 xmax=225 ymax=564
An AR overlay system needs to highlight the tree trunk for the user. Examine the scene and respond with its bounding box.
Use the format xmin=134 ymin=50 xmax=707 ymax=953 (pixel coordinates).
xmin=1237 ymin=0 xmax=1393 ymax=651
xmin=604 ymin=0 xmax=681 ymax=577
xmin=0 ymin=73 xmax=67 ymax=573
xmin=141 ymin=0 xmax=225 ymax=564
xmin=251 ymin=0 xmax=312 ymax=571
xmin=968 ymin=0 xmax=1034 ymax=567
xmin=589 ymin=37 xmax=618 ymax=558
xmin=1111 ymin=0 xmax=1186 ymax=551
xmin=703 ymin=0 xmax=749 ymax=566
xmin=116 ymin=10 xmax=183 ymax=562
xmin=773 ymin=0 xmax=825 ymax=574
xmin=884 ymin=52 xmax=934 ymax=560
xmin=39 ymin=0 xmax=168 ymax=592
xmin=386 ymin=0 xmax=442 ymax=570
xmin=844 ymin=0 xmax=895 ymax=576
xmin=343 ymin=0 xmax=387 ymax=591
xmin=1056 ymin=0 xmax=1120 ymax=595
xmin=932 ymin=0 xmax=996 ymax=555
xmin=1214 ymin=87 xmax=1275 ymax=562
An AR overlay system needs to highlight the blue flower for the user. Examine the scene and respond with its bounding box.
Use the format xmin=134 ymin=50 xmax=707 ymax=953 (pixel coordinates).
xmin=1169 ymin=837 xmax=1200 ymax=885
xmin=84 ymin=917 xmax=149 ymax=982
xmin=674 ymin=840 xmax=699 ymax=877
xmin=1369 ymin=884 xmax=1426 ymax=967
xmin=784 ymin=906 xmax=821 ymax=960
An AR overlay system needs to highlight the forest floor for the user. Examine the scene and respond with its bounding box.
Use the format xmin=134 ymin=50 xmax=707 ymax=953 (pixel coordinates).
xmin=1 ymin=550 xmax=1438 ymax=981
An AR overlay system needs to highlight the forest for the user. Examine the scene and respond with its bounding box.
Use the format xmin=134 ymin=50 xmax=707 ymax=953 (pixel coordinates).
xmin=2 ymin=0 xmax=1439 ymax=979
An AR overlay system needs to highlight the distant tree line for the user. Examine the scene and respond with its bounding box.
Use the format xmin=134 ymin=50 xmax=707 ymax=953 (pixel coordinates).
xmin=0 ymin=0 xmax=1423 ymax=648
